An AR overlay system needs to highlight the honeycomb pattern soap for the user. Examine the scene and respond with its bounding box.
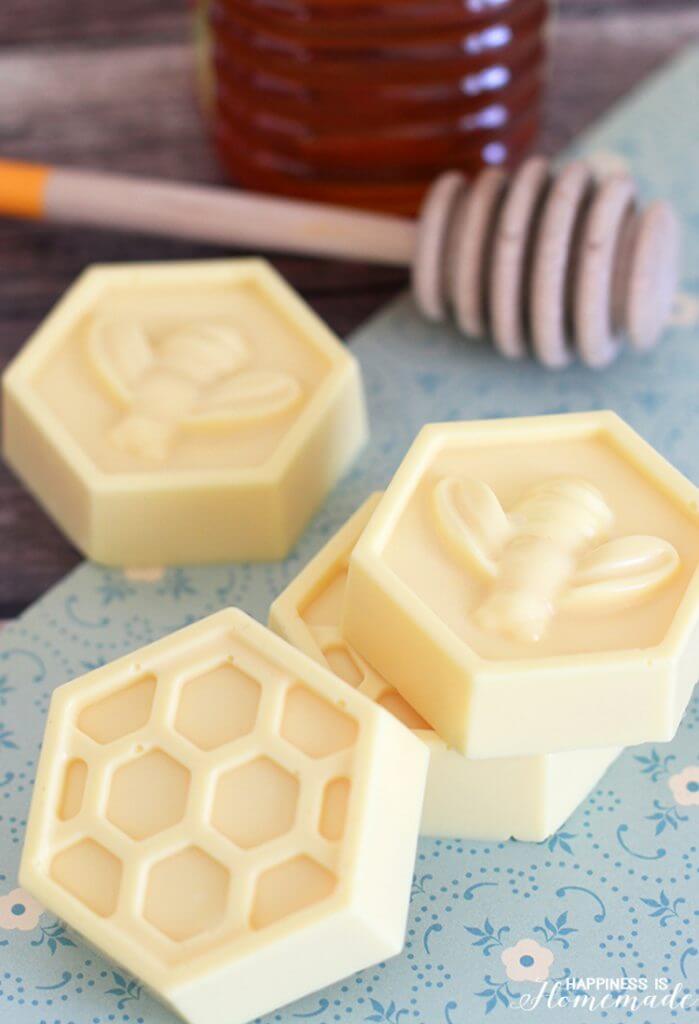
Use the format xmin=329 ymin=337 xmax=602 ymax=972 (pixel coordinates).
xmin=343 ymin=412 xmax=699 ymax=757
xmin=270 ymin=494 xmax=620 ymax=840
xmin=3 ymin=259 xmax=368 ymax=565
xmin=20 ymin=609 xmax=427 ymax=1024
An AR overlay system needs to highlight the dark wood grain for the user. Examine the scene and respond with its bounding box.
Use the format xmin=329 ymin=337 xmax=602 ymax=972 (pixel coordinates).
xmin=0 ymin=1 xmax=187 ymax=47
xmin=1 ymin=2 xmax=697 ymax=614
xmin=0 ymin=0 xmax=695 ymax=47
xmin=541 ymin=12 xmax=699 ymax=154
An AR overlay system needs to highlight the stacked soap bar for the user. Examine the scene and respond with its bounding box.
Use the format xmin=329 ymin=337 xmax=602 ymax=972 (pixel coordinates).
xmin=270 ymin=494 xmax=620 ymax=840
xmin=18 ymin=410 xmax=699 ymax=1024
xmin=273 ymin=411 xmax=699 ymax=840
xmin=21 ymin=608 xmax=427 ymax=1024
xmin=3 ymin=259 xmax=367 ymax=565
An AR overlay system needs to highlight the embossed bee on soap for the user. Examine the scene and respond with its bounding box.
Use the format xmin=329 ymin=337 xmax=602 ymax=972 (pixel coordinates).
xmin=86 ymin=317 xmax=302 ymax=461
xmin=433 ymin=476 xmax=680 ymax=643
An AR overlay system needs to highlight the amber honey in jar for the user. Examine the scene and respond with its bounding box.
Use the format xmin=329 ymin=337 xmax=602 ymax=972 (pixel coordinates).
xmin=197 ymin=0 xmax=550 ymax=215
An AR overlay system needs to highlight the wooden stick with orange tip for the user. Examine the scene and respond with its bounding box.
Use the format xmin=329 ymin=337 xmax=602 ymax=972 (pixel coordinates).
xmin=0 ymin=160 xmax=51 ymax=219
xmin=0 ymin=156 xmax=680 ymax=369
xmin=0 ymin=158 xmax=414 ymax=265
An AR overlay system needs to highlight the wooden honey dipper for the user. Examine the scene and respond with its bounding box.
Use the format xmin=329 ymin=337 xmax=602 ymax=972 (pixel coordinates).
xmin=0 ymin=156 xmax=679 ymax=369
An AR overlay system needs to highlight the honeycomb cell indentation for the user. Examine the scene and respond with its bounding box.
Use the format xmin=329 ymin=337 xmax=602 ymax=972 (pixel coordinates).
xmin=251 ymin=855 xmax=336 ymax=930
xmin=324 ymin=643 xmax=363 ymax=688
xmin=281 ymin=685 xmax=357 ymax=758
xmin=51 ymin=839 xmax=122 ymax=917
xmin=77 ymin=674 xmax=156 ymax=744
xmin=27 ymin=615 xmax=373 ymax=981
xmin=212 ymin=756 xmax=299 ymax=849
xmin=144 ymin=846 xmax=229 ymax=942
xmin=58 ymin=758 xmax=87 ymax=821
xmin=107 ymin=749 xmax=190 ymax=840
xmin=175 ymin=663 xmax=261 ymax=751
xmin=319 ymin=778 xmax=350 ymax=841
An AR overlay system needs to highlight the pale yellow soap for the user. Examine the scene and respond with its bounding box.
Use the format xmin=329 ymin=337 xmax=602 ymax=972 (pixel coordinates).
xmin=270 ymin=494 xmax=620 ymax=840
xmin=20 ymin=608 xmax=427 ymax=1024
xmin=343 ymin=412 xmax=699 ymax=757
xmin=2 ymin=259 xmax=368 ymax=565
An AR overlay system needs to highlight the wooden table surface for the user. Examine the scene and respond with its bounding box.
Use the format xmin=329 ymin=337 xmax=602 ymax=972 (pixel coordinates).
xmin=1 ymin=0 xmax=697 ymax=617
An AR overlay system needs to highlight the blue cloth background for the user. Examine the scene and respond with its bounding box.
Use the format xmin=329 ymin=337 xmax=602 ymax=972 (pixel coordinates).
xmin=0 ymin=48 xmax=698 ymax=1024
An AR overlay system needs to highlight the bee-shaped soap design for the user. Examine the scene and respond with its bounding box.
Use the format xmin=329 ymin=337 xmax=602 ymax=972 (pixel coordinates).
xmin=433 ymin=476 xmax=680 ymax=643
xmin=87 ymin=318 xmax=302 ymax=461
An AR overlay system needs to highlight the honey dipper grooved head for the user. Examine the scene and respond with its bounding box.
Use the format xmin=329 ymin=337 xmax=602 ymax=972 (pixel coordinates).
xmin=449 ymin=168 xmax=507 ymax=339
xmin=574 ymin=173 xmax=637 ymax=368
xmin=488 ymin=156 xmax=550 ymax=361
xmin=411 ymin=170 xmax=465 ymax=323
xmin=530 ymin=160 xmax=593 ymax=369
xmin=413 ymin=157 xmax=681 ymax=369
xmin=625 ymin=200 xmax=680 ymax=352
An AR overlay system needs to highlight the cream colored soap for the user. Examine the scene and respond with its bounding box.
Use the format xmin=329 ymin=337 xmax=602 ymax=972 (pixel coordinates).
xmin=20 ymin=609 xmax=427 ymax=1024
xmin=3 ymin=259 xmax=367 ymax=565
xmin=270 ymin=494 xmax=620 ymax=840
xmin=343 ymin=413 xmax=699 ymax=757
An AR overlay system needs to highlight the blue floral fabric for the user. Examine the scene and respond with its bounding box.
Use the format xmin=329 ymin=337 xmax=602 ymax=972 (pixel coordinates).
xmin=0 ymin=47 xmax=698 ymax=1024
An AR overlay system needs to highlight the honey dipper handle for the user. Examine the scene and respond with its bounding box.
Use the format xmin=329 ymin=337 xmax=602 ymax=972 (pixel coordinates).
xmin=0 ymin=159 xmax=417 ymax=267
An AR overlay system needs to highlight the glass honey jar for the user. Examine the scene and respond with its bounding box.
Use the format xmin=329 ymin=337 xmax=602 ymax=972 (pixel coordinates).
xmin=197 ymin=0 xmax=550 ymax=215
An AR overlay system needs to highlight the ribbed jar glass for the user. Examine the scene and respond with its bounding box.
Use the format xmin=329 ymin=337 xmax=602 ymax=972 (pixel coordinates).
xmin=198 ymin=0 xmax=551 ymax=214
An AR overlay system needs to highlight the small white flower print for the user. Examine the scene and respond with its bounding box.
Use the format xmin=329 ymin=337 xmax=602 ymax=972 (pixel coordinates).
xmin=501 ymin=938 xmax=554 ymax=982
xmin=668 ymin=765 xmax=699 ymax=807
xmin=0 ymin=888 xmax=44 ymax=931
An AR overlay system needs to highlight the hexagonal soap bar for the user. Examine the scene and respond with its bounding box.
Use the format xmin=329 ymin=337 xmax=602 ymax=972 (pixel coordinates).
xmin=3 ymin=259 xmax=367 ymax=565
xmin=270 ymin=493 xmax=620 ymax=840
xmin=343 ymin=412 xmax=699 ymax=758
xmin=21 ymin=609 xmax=427 ymax=1024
